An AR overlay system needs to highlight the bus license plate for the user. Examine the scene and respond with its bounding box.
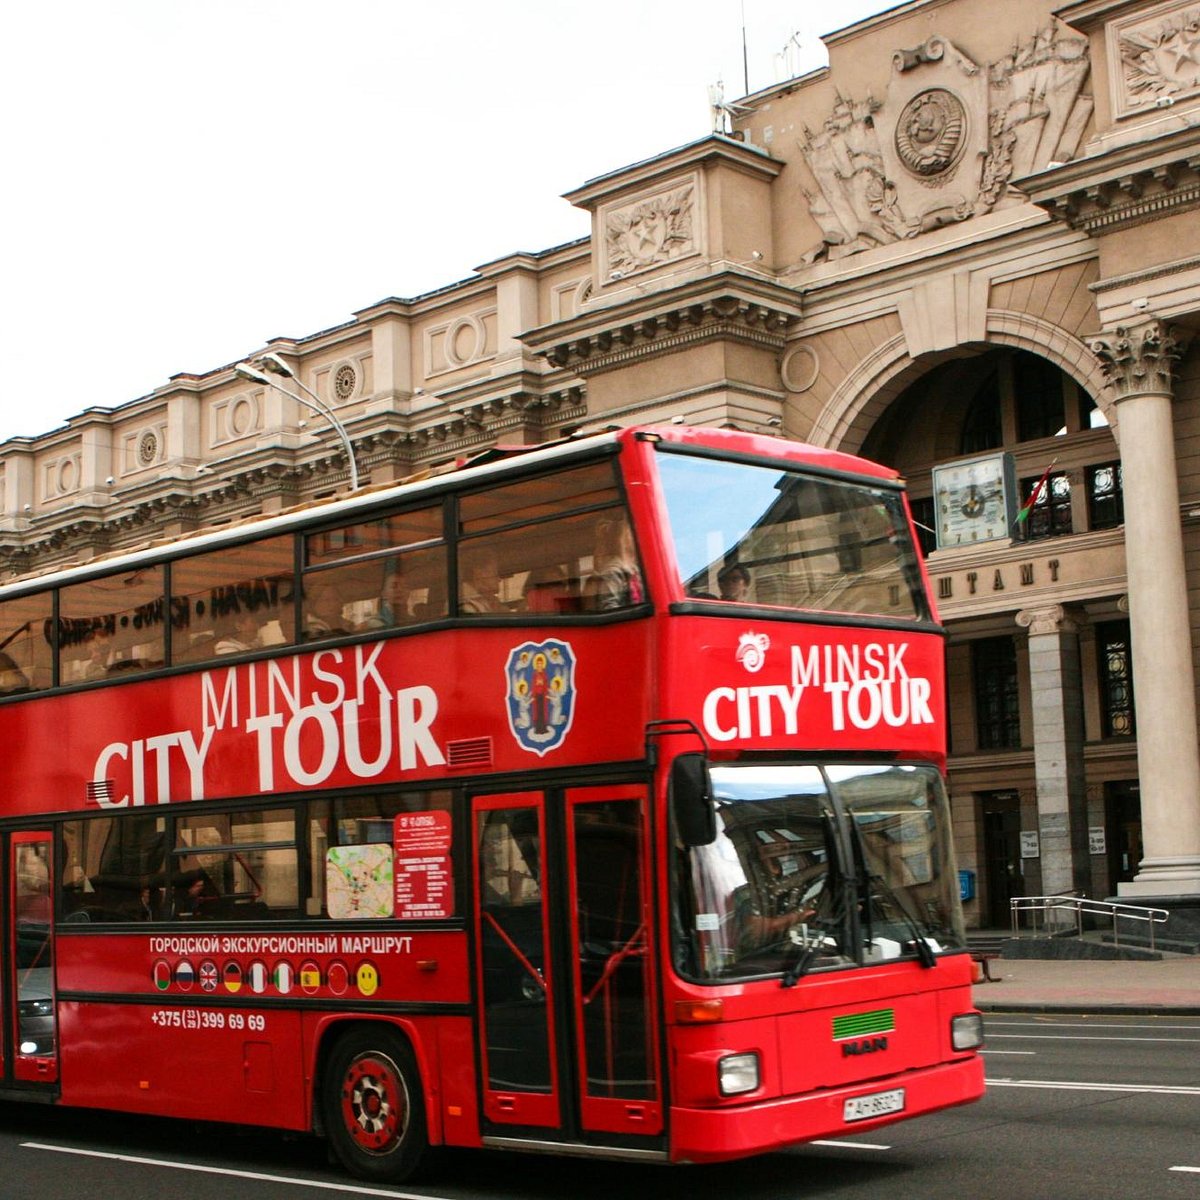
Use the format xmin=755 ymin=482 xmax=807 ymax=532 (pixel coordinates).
xmin=843 ymin=1088 xmax=905 ymax=1122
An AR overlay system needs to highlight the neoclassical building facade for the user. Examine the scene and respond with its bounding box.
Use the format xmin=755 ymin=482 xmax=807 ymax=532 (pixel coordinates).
xmin=5 ymin=0 xmax=1200 ymax=935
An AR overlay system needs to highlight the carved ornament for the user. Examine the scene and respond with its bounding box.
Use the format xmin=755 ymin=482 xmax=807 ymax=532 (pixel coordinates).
xmin=1090 ymin=320 xmax=1189 ymax=398
xmin=801 ymin=23 xmax=1091 ymax=261
xmin=603 ymin=182 xmax=698 ymax=280
xmin=1118 ymin=3 xmax=1200 ymax=109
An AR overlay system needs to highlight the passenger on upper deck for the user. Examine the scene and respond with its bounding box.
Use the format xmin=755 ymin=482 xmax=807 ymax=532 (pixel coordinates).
xmin=302 ymin=577 xmax=352 ymax=639
xmin=460 ymin=547 xmax=506 ymax=614
xmin=584 ymin=516 xmax=643 ymax=611
xmin=214 ymin=605 xmax=261 ymax=655
xmin=718 ymin=563 xmax=751 ymax=602
xmin=359 ymin=561 xmax=413 ymax=629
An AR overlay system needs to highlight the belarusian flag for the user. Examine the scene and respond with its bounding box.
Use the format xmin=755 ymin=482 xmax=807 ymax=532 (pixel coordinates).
xmin=1015 ymin=459 xmax=1057 ymax=525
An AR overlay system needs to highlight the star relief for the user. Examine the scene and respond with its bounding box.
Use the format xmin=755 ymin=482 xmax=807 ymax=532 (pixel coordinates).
xmin=1159 ymin=25 xmax=1200 ymax=81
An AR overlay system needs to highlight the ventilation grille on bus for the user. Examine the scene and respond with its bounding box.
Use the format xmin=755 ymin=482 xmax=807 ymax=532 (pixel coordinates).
xmin=87 ymin=779 xmax=115 ymax=804
xmin=446 ymin=737 xmax=493 ymax=768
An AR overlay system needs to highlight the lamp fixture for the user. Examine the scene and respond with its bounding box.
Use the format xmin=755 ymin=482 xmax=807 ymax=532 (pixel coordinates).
xmin=234 ymin=358 xmax=360 ymax=490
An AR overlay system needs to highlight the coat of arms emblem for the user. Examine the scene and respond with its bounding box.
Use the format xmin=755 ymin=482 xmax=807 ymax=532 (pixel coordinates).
xmin=504 ymin=639 xmax=577 ymax=755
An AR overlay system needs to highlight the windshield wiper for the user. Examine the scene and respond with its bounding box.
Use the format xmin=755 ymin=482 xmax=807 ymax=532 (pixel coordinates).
xmin=849 ymin=822 xmax=937 ymax=969
xmin=780 ymin=922 xmax=824 ymax=988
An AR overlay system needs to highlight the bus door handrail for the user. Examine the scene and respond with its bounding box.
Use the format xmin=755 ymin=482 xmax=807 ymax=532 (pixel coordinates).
xmin=481 ymin=908 xmax=546 ymax=993
xmin=583 ymin=922 xmax=647 ymax=1006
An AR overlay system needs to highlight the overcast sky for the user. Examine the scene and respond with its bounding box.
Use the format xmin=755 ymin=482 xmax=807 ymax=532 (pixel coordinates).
xmin=0 ymin=1 xmax=895 ymax=442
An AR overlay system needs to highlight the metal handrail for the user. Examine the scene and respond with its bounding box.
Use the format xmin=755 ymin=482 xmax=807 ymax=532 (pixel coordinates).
xmin=1010 ymin=894 xmax=1170 ymax=950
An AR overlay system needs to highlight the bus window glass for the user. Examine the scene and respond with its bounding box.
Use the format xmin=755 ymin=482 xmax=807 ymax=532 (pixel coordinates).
xmin=16 ymin=843 xmax=55 ymax=1058
xmin=302 ymin=567 xmax=378 ymax=639
xmin=676 ymin=765 xmax=851 ymax=982
xmin=306 ymin=507 xmax=443 ymax=566
xmin=656 ymin=453 xmax=929 ymax=621
xmin=0 ymin=593 xmax=52 ymax=694
xmin=171 ymin=535 xmax=295 ymax=664
xmin=61 ymin=814 xmax=167 ymax=922
xmin=306 ymin=792 xmax=453 ymax=919
xmin=356 ymin=544 xmax=449 ymax=628
xmin=172 ymin=808 xmax=297 ymax=920
xmin=60 ymin=565 xmax=167 ymax=681
xmin=459 ymin=463 xmax=621 ymax=534
xmin=826 ymin=764 xmax=964 ymax=953
xmin=305 ymin=507 xmax=447 ymax=635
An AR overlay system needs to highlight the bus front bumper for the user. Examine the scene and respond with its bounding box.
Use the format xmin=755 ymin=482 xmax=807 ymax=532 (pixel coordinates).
xmin=668 ymin=1055 xmax=985 ymax=1164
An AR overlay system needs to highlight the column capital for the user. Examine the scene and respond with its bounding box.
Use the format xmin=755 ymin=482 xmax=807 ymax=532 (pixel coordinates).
xmin=1090 ymin=320 xmax=1190 ymax=401
xmin=1016 ymin=603 xmax=1082 ymax=637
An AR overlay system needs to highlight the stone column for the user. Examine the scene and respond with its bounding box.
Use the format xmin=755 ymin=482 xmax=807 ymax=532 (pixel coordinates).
xmin=1092 ymin=321 xmax=1200 ymax=897
xmin=1016 ymin=604 xmax=1090 ymax=899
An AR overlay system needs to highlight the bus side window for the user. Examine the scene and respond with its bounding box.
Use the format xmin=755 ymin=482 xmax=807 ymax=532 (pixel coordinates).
xmin=0 ymin=595 xmax=52 ymax=693
xmin=171 ymin=538 xmax=295 ymax=665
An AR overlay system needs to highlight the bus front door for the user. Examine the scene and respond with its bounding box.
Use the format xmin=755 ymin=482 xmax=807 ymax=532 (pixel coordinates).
xmin=3 ymin=831 xmax=58 ymax=1088
xmin=471 ymin=787 xmax=661 ymax=1142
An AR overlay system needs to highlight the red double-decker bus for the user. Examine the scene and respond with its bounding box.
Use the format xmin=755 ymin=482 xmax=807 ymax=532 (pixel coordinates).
xmin=0 ymin=425 xmax=982 ymax=1181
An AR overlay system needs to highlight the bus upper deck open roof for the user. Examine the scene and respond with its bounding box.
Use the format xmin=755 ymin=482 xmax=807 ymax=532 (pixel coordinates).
xmin=0 ymin=425 xmax=902 ymax=599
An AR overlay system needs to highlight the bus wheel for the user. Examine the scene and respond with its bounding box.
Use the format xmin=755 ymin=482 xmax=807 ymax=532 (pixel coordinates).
xmin=323 ymin=1028 xmax=427 ymax=1182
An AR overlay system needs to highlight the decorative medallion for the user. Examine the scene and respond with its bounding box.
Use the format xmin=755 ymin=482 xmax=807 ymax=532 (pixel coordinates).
xmin=333 ymin=362 xmax=357 ymax=400
xmin=138 ymin=430 xmax=159 ymax=465
xmin=894 ymin=89 xmax=966 ymax=178
xmin=504 ymin=638 xmax=577 ymax=756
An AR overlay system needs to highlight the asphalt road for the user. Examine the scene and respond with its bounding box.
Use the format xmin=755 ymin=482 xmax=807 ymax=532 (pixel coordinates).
xmin=1 ymin=1014 xmax=1197 ymax=1200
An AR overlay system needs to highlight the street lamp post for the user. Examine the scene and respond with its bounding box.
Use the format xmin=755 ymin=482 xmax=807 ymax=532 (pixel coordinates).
xmin=234 ymin=353 xmax=361 ymax=491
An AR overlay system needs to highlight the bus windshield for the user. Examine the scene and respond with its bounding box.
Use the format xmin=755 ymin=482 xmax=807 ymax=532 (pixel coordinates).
xmin=675 ymin=763 xmax=964 ymax=983
xmin=656 ymin=451 xmax=929 ymax=620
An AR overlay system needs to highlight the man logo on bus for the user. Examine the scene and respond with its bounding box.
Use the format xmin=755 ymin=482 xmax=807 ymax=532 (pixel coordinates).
xmin=736 ymin=631 xmax=770 ymax=673
xmin=505 ymin=639 xmax=577 ymax=756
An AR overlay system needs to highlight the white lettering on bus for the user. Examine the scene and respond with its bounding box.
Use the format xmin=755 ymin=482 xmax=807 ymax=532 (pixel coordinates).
xmin=92 ymin=727 xmax=215 ymax=807
xmin=702 ymin=640 xmax=933 ymax=742
xmin=244 ymin=686 xmax=444 ymax=792
xmin=92 ymin=644 xmax=445 ymax=805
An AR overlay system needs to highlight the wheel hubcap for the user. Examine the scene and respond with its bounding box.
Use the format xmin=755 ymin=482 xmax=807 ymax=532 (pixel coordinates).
xmin=342 ymin=1052 xmax=407 ymax=1153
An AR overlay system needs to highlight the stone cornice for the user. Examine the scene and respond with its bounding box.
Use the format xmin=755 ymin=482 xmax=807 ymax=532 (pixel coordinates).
xmin=564 ymin=135 xmax=782 ymax=211
xmin=1018 ymin=125 xmax=1200 ymax=234
xmin=523 ymin=271 xmax=803 ymax=376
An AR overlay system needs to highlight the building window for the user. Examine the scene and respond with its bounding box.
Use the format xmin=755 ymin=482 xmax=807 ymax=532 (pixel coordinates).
xmin=1087 ymin=462 xmax=1123 ymax=530
xmin=1016 ymin=471 xmax=1071 ymax=541
xmin=960 ymin=372 xmax=1002 ymax=454
xmin=1015 ymin=351 xmax=1066 ymax=442
xmin=1097 ymin=621 xmax=1135 ymax=738
xmin=908 ymin=496 xmax=937 ymax=558
xmin=972 ymin=636 xmax=1021 ymax=750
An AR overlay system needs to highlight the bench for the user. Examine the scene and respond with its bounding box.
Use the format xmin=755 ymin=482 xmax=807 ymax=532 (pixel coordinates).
xmin=971 ymin=952 xmax=1000 ymax=982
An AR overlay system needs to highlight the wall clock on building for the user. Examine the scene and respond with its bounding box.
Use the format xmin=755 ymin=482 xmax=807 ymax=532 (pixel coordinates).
xmin=931 ymin=453 xmax=1015 ymax=548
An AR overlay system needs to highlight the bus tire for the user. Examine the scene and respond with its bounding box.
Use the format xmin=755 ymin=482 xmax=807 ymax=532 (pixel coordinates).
xmin=322 ymin=1027 xmax=428 ymax=1182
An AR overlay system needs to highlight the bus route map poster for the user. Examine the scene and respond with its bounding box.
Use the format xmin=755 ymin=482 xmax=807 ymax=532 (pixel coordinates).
xmin=393 ymin=810 xmax=453 ymax=920
xmin=326 ymin=844 xmax=395 ymax=919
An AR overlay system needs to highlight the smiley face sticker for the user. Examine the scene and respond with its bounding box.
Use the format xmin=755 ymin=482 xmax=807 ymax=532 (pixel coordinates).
xmin=356 ymin=961 xmax=379 ymax=997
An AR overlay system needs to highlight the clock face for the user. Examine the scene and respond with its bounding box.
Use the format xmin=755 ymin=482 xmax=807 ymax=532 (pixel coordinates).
xmin=932 ymin=454 xmax=1012 ymax=548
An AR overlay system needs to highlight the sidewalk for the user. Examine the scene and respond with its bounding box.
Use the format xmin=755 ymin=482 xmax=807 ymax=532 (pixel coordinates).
xmin=971 ymin=954 xmax=1200 ymax=1014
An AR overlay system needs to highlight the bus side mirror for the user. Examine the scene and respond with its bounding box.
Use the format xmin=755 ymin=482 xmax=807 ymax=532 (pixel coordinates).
xmin=671 ymin=755 xmax=716 ymax=847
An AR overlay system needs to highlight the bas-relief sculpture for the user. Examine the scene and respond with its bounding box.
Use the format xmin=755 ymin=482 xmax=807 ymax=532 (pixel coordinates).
xmin=800 ymin=24 xmax=1093 ymax=261
xmin=1118 ymin=4 xmax=1200 ymax=106
xmin=603 ymin=183 xmax=698 ymax=279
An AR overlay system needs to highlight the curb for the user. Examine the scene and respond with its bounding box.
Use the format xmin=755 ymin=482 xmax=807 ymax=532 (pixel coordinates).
xmin=976 ymin=1000 xmax=1200 ymax=1016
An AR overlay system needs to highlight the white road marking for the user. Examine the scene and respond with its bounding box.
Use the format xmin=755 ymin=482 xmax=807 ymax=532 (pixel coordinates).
xmin=986 ymin=1033 xmax=1200 ymax=1043
xmin=980 ymin=1049 xmax=1036 ymax=1055
xmin=1170 ymin=1166 xmax=1200 ymax=1174
xmin=21 ymin=1143 xmax=433 ymax=1198
xmin=987 ymin=1079 xmax=1200 ymax=1096
xmin=988 ymin=1021 xmax=1200 ymax=1032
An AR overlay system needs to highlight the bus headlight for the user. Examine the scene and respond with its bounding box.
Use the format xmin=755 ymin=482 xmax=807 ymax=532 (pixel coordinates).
xmin=718 ymin=1052 xmax=760 ymax=1096
xmin=951 ymin=1013 xmax=984 ymax=1051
